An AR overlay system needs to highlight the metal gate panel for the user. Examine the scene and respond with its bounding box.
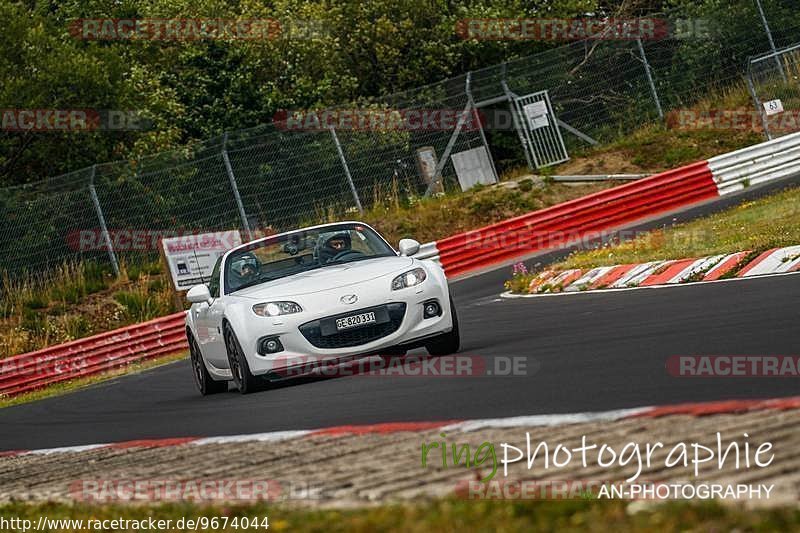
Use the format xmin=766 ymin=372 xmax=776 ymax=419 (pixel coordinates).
xmin=511 ymin=90 xmax=569 ymax=168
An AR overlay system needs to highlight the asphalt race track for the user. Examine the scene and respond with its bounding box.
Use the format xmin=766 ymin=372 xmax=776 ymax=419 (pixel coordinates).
xmin=1 ymin=179 xmax=799 ymax=452
xmin=0 ymin=270 xmax=798 ymax=451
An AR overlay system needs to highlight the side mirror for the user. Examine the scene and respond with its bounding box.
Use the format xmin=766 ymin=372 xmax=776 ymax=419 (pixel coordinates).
xmin=187 ymin=284 xmax=212 ymax=305
xmin=398 ymin=238 xmax=420 ymax=257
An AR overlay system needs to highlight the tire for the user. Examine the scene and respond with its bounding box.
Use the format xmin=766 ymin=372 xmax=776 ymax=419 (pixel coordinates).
xmin=425 ymin=297 xmax=461 ymax=356
xmin=224 ymin=323 xmax=261 ymax=394
xmin=188 ymin=331 xmax=228 ymax=396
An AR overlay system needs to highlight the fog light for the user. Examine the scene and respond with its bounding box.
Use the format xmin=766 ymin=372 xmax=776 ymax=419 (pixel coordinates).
xmin=259 ymin=336 xmax=284 ymax=355
xmin=423 ymin=300 xmax=441 ymax=318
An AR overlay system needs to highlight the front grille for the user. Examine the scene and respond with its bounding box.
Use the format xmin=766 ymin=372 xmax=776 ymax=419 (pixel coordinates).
xmin=299 ymin=303 xmax=406 ymax=349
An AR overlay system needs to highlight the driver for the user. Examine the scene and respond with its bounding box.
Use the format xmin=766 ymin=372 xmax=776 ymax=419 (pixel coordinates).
xmin=317 ymin=232 xmax=351 ymax=264
xmin=231 ymin=253 xmax=260 ymax=285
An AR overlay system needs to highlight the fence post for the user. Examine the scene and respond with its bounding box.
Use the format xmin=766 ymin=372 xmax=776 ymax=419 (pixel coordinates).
xmin=221 ymin=133 xmax=254 ymax=241
xmin=754 ymin=0 xmax=786 ymax=81
xmin=465 ymin=71 xmax=499 ymax=183
xmin=636 ymin=38 xmax=663 ymax=120
xmin=746 ymin=69 xmax=772 ymax=140
xmin=88 ymin=165 xmax=120 ymax=277
xmin=329 ymin=125 xmax=363 ymax=213
xmin=500 ymin=72 xmax=534 ymax=170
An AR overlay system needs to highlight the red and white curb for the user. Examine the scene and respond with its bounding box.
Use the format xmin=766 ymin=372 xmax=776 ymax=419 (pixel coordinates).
xmin=3 ymin=396 xmax=799 ymax=458
xmin=507 ymin=245 xmax=800 ymax=296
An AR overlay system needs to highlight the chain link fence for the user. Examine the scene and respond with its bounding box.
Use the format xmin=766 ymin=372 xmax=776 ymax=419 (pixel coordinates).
xmin=1 ymin=0 xmax=799 ymax=283
xmin=747 ymin=42 xmax=800 ymax=139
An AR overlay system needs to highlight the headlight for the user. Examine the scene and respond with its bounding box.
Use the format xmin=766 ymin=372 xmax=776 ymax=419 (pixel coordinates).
xmin=252 ymin=301 xmax=302 ymax=316
xmin=391 ymin=267 xmax=427 ymax=290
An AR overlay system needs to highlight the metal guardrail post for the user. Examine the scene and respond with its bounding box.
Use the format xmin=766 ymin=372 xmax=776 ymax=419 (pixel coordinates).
xmin=636 ymin=38 xmax=664 ymax=120
xmin=88 ymin=165 xmax=120 ymax=277
xmin=221 ymin=133 xmax=254 ymax=241
xmin=329 ymin=125 xmax=363 ymax=213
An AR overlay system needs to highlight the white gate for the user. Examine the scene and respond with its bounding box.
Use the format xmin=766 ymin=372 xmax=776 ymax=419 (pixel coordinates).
xmin=511 ymin=90 xmax=569 ymax=168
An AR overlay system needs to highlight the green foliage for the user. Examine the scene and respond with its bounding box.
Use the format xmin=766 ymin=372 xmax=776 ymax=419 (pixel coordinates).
xmin=0 ymin=0 xmax=598 ymax=186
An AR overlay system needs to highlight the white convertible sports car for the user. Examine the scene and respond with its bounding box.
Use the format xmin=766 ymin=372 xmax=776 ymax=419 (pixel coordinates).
xmin=184 ymin=221 xmax=459 ymax=394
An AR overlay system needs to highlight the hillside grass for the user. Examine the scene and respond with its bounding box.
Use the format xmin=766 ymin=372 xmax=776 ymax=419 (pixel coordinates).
xmin=0 ymin=260 xmax=179 ymax=359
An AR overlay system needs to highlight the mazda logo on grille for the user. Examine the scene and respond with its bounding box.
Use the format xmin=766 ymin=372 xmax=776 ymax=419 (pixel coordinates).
xmin=340 ymin=294 xmax=358 ymax=304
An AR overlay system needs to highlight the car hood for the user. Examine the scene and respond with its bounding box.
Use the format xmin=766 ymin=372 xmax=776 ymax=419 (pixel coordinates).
xmin=229 ymin=256 xmax=414 ymax=300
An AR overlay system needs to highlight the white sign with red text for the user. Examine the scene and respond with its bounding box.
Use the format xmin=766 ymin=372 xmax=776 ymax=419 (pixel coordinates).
xmin=161 ymin=231 xmax=242 ymax=290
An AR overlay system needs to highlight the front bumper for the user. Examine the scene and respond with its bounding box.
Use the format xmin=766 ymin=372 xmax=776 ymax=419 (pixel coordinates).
xmin=236 ymin=276 xmax=453 ymax=376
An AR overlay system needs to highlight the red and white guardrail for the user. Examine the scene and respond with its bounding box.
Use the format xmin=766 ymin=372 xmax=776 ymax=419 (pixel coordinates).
xmin=420 ymin=131 xmax=800 ymax=277
xmin=1 ymin=131 xmax=799 ymax=397
xmin=0 ymin=313 xmax=186 ymax=397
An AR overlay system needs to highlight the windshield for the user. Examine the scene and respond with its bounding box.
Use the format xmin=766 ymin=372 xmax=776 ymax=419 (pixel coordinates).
xmin=224 ymin=223 xmax=395 ymax=293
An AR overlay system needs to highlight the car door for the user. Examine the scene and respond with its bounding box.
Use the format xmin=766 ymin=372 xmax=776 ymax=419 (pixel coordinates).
xmin=194 ymin=257 xmax=229 ymax=369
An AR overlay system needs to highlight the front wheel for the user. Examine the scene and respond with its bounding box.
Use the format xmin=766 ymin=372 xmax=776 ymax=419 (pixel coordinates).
xmin=425 ymin=298 xmax=461 ymax=356
xmin=224 ymin=324 xmax=261 ymax=394
xmin=188 ymin=331 xmax=228 ymax=395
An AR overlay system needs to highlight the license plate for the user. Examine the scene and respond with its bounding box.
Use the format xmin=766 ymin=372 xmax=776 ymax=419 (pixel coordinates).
xmin=336 ymin=312 xmax=376 ymax=330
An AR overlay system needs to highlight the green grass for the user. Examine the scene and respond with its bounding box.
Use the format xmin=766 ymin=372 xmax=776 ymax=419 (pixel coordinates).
xmin=506 ymin=184 xmax=800 ymax=293
xmin=0 ymin=259 xmax=179 ymax=359
xmin=0 ymin=499 xmax=798 ymax=532
xmin=561 ymin=82 xmax=764 ymax=174
xmin=556 ymin=185 xmax=800 ymax=270
xmin=329 ymin=176 xmax=613 ymax=245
